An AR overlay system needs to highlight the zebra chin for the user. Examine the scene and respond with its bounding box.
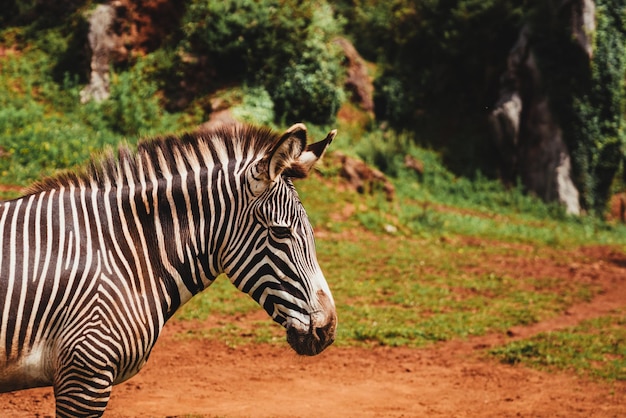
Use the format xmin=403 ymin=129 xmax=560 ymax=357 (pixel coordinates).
xmin=285 ymin=290 xmax=337 ymax=356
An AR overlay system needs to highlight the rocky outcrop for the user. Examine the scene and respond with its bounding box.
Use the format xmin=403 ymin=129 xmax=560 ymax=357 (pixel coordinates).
xmin=570 ymin=0 xmax=596 ymax=59
xmin=333 ymin=152 xmax=395 ymax=201
xmin=489 ymin=1 xmax=596 ymax=215
xmin=80 ymin=0 xmax=184 ymax=103
xmin=80 ymin=4 xmax=117 ymax=103
xmin=335 ymin=37 xmax=375 ymax=115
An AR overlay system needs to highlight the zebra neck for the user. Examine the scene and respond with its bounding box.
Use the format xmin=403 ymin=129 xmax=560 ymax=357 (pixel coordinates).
xmin=118 ymin=164 xmax=242 ymax=316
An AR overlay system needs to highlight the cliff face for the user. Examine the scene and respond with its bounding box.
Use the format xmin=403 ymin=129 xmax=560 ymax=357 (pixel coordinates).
xmin=489 ymin=0 xmax=596 ymax=215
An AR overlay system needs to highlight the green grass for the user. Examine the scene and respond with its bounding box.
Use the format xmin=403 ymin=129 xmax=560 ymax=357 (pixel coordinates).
xmin=172 ymin=205 xmax=602 ymax=349
xmin=315 ymin=234 xmax=598 ymax=348
xmin=491 ymin=312 xmax=626 ymax=381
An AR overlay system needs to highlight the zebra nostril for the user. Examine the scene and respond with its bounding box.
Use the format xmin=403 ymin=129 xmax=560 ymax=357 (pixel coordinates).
xmin=314 ymin=326 xmax=325 ymax=342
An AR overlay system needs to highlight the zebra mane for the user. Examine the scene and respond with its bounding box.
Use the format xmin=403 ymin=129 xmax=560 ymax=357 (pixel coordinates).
xmin=24 ymin=124 xmax=281 ymax=195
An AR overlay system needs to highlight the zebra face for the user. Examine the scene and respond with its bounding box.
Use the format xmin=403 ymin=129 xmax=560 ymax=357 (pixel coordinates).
xmin=224 ymin=124 xmax=337 ymax=356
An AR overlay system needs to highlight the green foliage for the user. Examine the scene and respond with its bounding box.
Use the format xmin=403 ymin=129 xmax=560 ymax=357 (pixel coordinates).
xmin=0 ymin=41 xmax=99 ymax=183
xmin=0 ymin=29 xmax=186 ymax=186
xmin=350 ymin=129 xmax=417 ymax=177
xmin=231 ymin=86 xmax=275 ymax=126
xmin=96 ymin=58 xmax=181 ymax=137
xmin=337 ymin=0 xmax=525 ymax=126
xmin=179 ymin=0 xmax=345 ymax=124
xmin=0 ymin=0 xmax=89 ymax=29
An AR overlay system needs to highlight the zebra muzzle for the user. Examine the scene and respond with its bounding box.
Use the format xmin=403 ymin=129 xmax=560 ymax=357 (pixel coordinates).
xmin=286 ymin=290 xmax=337 ymax=356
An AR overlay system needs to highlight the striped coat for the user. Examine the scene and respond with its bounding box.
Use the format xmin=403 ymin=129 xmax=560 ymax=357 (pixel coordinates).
xmin=0 ymin=123 xmax=337 ymax=416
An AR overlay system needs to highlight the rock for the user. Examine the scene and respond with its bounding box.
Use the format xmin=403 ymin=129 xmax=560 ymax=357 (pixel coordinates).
xmin=80 ymin=4 xmax=117 ymax=103
xmin=334 ymin=37 xmax=375 ymax=115
xmin=334 ymin=152 xmax=395 ymax=201
xmin=488 ymin=14 xmax=585 ymax=215
xmin=198 ymin=109 xmax=238 ymax=131
xmin=80 ymin=0 xmax=185 ymax=104
xmin=570 ymin=0 xmax=596 ymax=58
xmin=404 ymin=155 xmax=424 ymax=176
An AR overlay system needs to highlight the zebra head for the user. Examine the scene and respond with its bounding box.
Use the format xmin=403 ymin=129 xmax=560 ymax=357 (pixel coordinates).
xmin=223 ymin=124 xmax=337 ymax=356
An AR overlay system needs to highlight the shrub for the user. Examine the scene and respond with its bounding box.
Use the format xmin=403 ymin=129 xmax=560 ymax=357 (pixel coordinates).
xmin=178 ymin=0 xmax=345 ymax=124
xmin=231 ymin=86 xmax=275 ymax=126
xmin=267 ymin=3 xmax=345 ymax=124
xmin=97 ymin=58 xmax=179 ymax=137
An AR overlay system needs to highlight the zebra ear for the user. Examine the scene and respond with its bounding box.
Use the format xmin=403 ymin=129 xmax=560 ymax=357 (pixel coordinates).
xmin=267 ymin=123 xmax=308 ymax=181
xmin=253 ymin=124 xmax=336 ymax=189
xmin=296 ymin=129 xmax=337 ymax=175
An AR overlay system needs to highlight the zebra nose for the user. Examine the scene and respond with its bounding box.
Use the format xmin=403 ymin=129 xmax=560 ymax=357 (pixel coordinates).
xmin=313 ymin=315 xmax=336 ymax=345
xmin=286 ymin=318 xmax=335 ymax=356
xmin=286 ymin=290 xmax=337 ymax=356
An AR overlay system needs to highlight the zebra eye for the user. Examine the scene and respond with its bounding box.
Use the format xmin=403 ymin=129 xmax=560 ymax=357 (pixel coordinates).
xmin=270 ymin=225 xmax=292 ymax=239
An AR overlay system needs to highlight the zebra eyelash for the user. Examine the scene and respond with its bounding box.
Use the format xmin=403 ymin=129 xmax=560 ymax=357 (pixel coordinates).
xmin=269 ymin=225 xmax=292 ymax=239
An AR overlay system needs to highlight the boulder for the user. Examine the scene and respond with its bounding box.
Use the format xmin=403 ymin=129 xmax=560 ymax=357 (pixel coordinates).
xmin=80 ymin=0 xmax=184 ymax=104
xmin=333 ymin=152 xmax=395 ymax=201
xmin=334 ymin=37 xmax=375 ymax=115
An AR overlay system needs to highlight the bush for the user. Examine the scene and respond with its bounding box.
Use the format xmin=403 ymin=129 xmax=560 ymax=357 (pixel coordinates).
xmin=179 ymin=0 xmax=345 ymax=124
xmin=97 ymin=58 xmax=179 ymax=137
xmin=0 ymin=91 xmax=119 ymax=184
xmin=267 ymin=3 xmax=345 ymax=124
xmin=0 ymin=34 xmax=184 ymax=186
xmin=231 ymin=86 xmax=275 ymax=125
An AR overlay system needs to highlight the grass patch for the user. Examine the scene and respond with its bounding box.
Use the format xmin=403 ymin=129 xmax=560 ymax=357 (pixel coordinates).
xmin=315 ymin=234 xmax=598 ymax=348
xmin=490 ymin=312 xmax=626 ymax=381
xmin=173 ymin=223 xmax=600 ymax=350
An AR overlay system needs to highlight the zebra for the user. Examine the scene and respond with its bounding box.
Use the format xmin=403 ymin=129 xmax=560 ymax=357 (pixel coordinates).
xmin=0 ymin=122 xmax=337 ymax=417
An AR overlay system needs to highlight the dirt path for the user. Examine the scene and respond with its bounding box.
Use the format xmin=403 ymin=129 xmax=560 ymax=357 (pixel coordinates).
xmin=2 ymin=327 xmax=624 ymax=418
xmin=1 ymin=245 xmax=625 ymax=417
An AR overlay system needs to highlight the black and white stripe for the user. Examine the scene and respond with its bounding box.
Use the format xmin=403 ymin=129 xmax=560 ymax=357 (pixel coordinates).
xmin=0 ymin=123 xmax=337 ymax=417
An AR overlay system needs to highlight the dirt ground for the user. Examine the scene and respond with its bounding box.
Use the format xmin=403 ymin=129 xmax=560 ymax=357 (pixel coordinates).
xmin=0 ymin=245 xmax=625 ymax=417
